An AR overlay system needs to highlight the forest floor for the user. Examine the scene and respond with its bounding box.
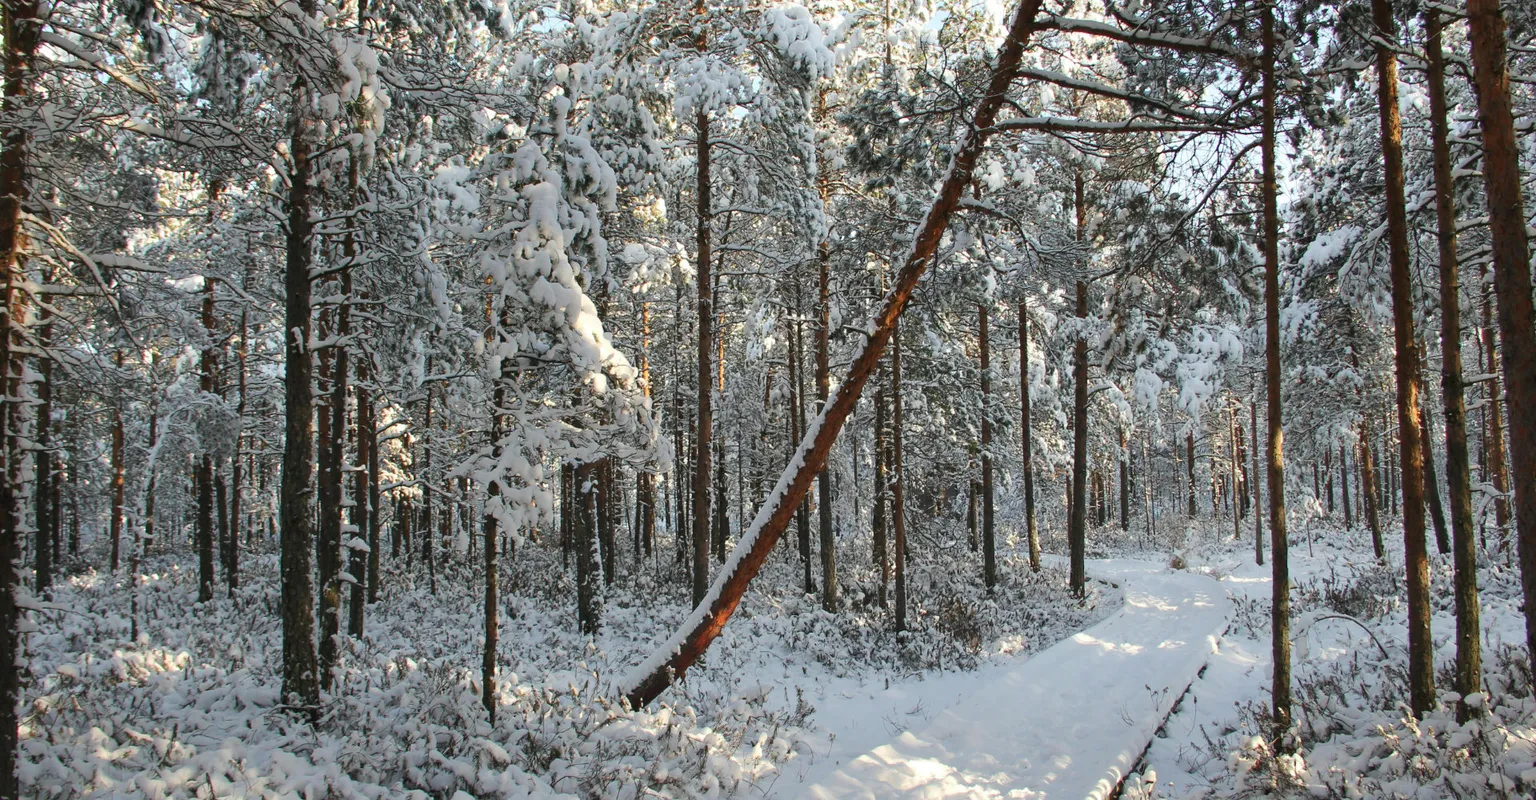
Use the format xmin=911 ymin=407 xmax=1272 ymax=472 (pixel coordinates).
xmin=16 ymin=512 xmax=1536 ymax=798
xmin=15 ymin=529 xmax=1112 ymax=799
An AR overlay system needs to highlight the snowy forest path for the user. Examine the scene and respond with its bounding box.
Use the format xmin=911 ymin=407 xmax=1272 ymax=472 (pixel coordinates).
xmin=801 ymin=558 xmax=1231 ymax=799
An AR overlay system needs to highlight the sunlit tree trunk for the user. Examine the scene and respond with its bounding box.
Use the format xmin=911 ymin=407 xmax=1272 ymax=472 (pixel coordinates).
xmin=1466 ymin=0 xmax=1536 ymax=667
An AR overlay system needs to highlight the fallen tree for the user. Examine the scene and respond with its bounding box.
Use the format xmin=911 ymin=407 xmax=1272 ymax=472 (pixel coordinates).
xmin=619 ymin=0 xmax=1047 ymax=710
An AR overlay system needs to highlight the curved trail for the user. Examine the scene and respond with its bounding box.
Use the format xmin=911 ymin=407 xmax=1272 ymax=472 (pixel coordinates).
xmin=802 ymin=558 xmax=1231 ymax=799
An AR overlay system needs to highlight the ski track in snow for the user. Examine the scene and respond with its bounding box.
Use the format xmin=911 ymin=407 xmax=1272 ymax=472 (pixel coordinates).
xmin=778 ymin=557 xmax=1231 ymax=799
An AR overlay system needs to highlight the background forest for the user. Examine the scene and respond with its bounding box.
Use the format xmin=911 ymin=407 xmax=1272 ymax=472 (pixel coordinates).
xmin=2 ymin=0 xmax=1536 ymax=796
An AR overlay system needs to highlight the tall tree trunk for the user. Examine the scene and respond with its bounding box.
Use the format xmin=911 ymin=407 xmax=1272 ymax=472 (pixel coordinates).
xmin=791 ymin=300 xmax=813 ymax=593
xmin=0 ymin=0 xmax=39 ymax=787
xmin=1020 ymin=308 xmax=1040 ymax=570
xmin=980 ymin=302 xmax=996 ymax=589
xmin=1230 ymin=405 xmax=1243 ymax=543
xmin=1371 ymin=0 xmax=1433 ymax=717
xmin=1466 ymin=0 xmax=1536 ymax=668
xmin=692 ymin=104 xmax=713 ymax=607
xmin=1252 ymin=400 xmax=1264 ymax=563
xmin=111 ymin=356 xmax=125 ymax=572
xmin=1340 ymin=444 xmax=1353 ymax=528
xmin=1427 ymin=5 xmax=1481 ymax=718
xmin=1186 ymin=431 xmax=1197 ymax=518
xmin=144 ymin=410 xmax=158 ymax=559
xmin=279 ymin=66 xmax=320 ymax=712
xmin=1361 ymin=424 xmax=1385 ymax=559
xmin=1119 ymin=427 xmax=1130 ymax=532
xmin=1421 ymin=383 xmax=1450 ymax=556
xmin=1482 ymin=288 xmax=1509 ymax=531
xmin=873 ymin=374 xmax=888 ymax=606
xmin=364 ymin=360 xmax=380 ymax=603
xmin=32 ymin=281 xmax=50 ymax=594
xmin=818 ymin=239 xmax=837 ymax=611
xmin=619 ymin=0 xmax=1044 ymax=707
xmin=197 ymin=278 xmax=217 ymax=603
xmin=229 ymin=277 xmax=246 ymax=595
xmin=1261 ymin=4 xmax=1292 ymax=741
xmin=892 ymin=317 xmax=908 ymax=631
xmin=576 ymin=461 xmax=601 ymax=634
xmin=638 ymin=301 xmax=655 ymax=558
xmin=1070 ymin=171 xmax=1089 ymax=596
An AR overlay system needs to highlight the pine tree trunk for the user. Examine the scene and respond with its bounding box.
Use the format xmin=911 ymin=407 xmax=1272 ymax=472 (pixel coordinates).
xmin=873 ymin=374 xmax=888 ymax=607
xmin=229 ymin=285 xmax=246 ymax=594
xmin=1421 ymin=386 xmax=1450 ymax=556
xmin=1119 ymin=427 xmax=1129 ymax=532
xmin=692 ymin=105 xmax=713 ymax=607
xmin=1466 ymin=0 xmax=1536 ymax=668
xmin=1482 ymin=289 xmax=1509 ymax=532
xmin=980 ymin=303 xmax=996 ymax=588
xmin=1261 ymin=5 xmax=1291 ymax=739
xmin=0 ymin=3 xmax=39 ymax=787
xmin=1186 ymin=431 xmax=1197 ymax=518
xmin=576 ymin=461 xmax=601 ymax=635
xmin=816 ymin=238 xmax=837 ymax=610
xmin=280 ymin=72 xmax=320 ymax=711
xmin=620 ymin=0 xmax=1044 ymax=707
xmin=1426 ymin=5 xmax=1481 ymax=717
xmin=111 ymin=359 xmax=125 ymax=571
xmin=32 ymin=286 xmax=51 ymax=594
xmin=198 ymin=278 xmax=217 ymax=603
xmin=144 ymin=412 xmax=158 ymax=558
xmin=1369 ymin=0 xmax=1435 ymax=711
xmin=892 ymin=317 xmax=908 ymax=631
xmin=791 ymin=300 xmax=813 ymax=593
xmin=1070 ymin=276 xmax=1089 ymax=596
xmin=1020 ymin=309 xmax=1040 ymax=570
xmin=1230 ymin=406 xmax=1243 ymax=543
xmin=1361 ymin=424 xmax=1384 ymax=559
xmin=1252 ymin=400 xmax=1264 ymax=563
xmin=1340 ymin=444 xmax=1353 ymax=528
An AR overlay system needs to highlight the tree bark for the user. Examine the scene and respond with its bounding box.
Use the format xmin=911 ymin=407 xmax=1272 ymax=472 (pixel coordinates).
xmin=1340 ymin=444 xmax=1353 ymax=528
xmin=0 ymin=1 xmax=39 ymax=788
xmin=1371 ymin=0 xmax=1434 ymax=717
xmin=817 ymin=239 xmax=837 ymax=610
xmin=980 ymin=302 xmax=996 ymax=589
xmin=1466 ymin=0 xmax=1536 ymax=668
xmin=621 ymin=0 xmax=1047 ymax=708
xmin=692 ymin=104 xmax=713 ymax=607
xmin=892 ymin=317 xmax=908 ymax=631
xmin=873 ymin=374 xmax=888 ymax=606
xmin=1251 ymin=400 xmax=1264 ymax=563
xmin=1361 ymin=424 xmax=1384 ymax=560
xmin=280 ymin=70 xmax=320 ymax=711
xmin=32 ymin=282 xmax=50 ymax=594
xmin=1261 ymin=4 xmax=1291 ymax=741
xmin=1426 ymin=5 xmax=1481 ymax=718
xmin=198 ymin=278 xmax=218 ymax=603
xmin=1020 ymin=309 xmax=1040 ymax=570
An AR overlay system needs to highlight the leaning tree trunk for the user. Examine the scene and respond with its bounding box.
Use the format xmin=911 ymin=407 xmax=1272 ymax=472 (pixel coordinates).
xmin=1426 ymin=4 xmax=1481 ymax=719
xmin=1466 ymin=0 xmax=1536 ymax=669
xmin=1372 ymin=0 xmax=1434 ymax=718
xmin=620 ymin=0 xmax=1046 ymax=709
xmin=1261 ymin=4 xmax=1292 ymax=742
xmin=1020 ymin=307 xmax=1040 ymax=571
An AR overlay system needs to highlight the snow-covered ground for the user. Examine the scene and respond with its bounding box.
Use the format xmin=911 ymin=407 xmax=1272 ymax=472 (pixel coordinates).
xmin=793 ymin=559 xmax=1229 ymax=799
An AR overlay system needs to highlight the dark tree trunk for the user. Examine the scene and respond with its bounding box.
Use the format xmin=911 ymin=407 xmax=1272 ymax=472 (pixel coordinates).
xmin=892 ymin=317 xmax=908 ymax=631
xmin=1421 ymin=387 xmax=1450 ymax=556
xmin=817 ymin=239 xmax=837 ymax=610
xmin=692 ymin=106 xmax=713 ymax=607
xmin=1426 ymin=5 xmax=1481 ymax=718
xmin=198 ymin=278 xmax=217 ymax=603
xmin=280 ymin=75 xmax=320 ymax=712
xmin=1466 ymin=0 xmax=1536 ymax=669
xmin=980 ymin=303 xmax=996 ymax=589
xmin=1340 ymin=444 xmax=1353 ymax=528
xmin=32 ymin=287 xmax=50 ymax=594
xmin=1070 ymin=288 xmax=1088 ymax=594
xmin=791 ymin=300 xmax=813 ymax=594
xmin=1361 ymin=425 xmax=1385 ymax=560
xmin=1020 ymin=309 xmax=1040 ymax=570
xmin=1186 ymin=431 xmax=1197 ymax=518
xmin=873 ymin=374 xmax=889 ymax=606
xmin=1251 ymin=401 xmax=1263 ymax=563
xmin=576 ymin=461 xmax=601 ymax=635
